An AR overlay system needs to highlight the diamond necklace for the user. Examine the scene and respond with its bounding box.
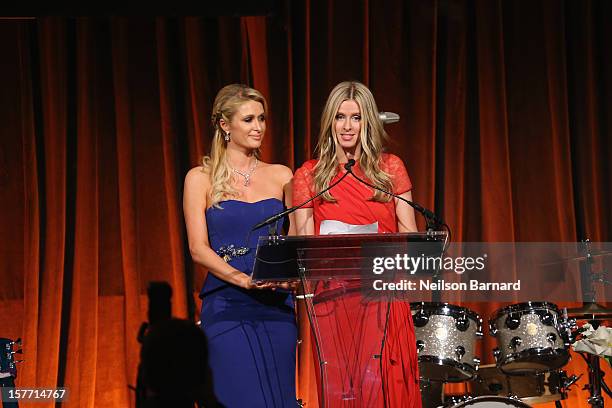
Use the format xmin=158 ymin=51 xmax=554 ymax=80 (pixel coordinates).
xmin=231 ymin=157 xmax=258 ymax=187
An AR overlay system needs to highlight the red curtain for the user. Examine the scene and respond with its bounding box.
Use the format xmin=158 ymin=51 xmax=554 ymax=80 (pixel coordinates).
xmin=0 ymin=1 xmax=611 ymax=406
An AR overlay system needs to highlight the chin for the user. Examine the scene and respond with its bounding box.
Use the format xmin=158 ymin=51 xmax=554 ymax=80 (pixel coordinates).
xmin=249 ymin=142 xmax=262 ymax=150
xmin=339 ymin=141 xmax=358 ymax=151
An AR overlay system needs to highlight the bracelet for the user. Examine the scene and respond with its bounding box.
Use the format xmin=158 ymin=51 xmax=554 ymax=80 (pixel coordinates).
xmin=216 ymin=244 xmax=250 ymax=262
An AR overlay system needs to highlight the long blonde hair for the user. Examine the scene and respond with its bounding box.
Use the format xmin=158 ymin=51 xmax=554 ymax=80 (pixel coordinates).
xmin=203 ymin=84 xmax=267 ymax=207
xmin=314 ymin=81 xmax=393 ymax=202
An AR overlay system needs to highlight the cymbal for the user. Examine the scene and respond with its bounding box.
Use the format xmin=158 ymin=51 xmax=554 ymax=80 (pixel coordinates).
xmin=554 ymin=249 xmax=612 ymax=264
xmin=566 ymin=302 xmax=612 ymax=320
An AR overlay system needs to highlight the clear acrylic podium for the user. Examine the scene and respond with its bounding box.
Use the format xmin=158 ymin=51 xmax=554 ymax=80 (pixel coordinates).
xmin=252 ymin=232 xmax=447 ymax=407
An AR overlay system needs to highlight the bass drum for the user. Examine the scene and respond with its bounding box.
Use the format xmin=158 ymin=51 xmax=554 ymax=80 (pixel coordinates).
xmin=469 ymin=364 xmax=567 ymax=405
xmin=446 ymin=396 xmax=530 ymax=407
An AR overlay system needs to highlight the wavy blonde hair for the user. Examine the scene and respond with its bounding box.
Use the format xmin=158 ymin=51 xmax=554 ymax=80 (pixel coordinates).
xmin=314 ymin=81 xmax=393 ymax=202
xmin=203 ymin=84 xmax=267 ymax=207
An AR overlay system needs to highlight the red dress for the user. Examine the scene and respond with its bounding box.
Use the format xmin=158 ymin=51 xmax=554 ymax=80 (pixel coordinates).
xmin=293 ymin=153 xmax=422 ymax=408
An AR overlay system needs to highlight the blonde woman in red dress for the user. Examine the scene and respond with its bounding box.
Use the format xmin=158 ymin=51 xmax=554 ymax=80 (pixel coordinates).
xmin=292 ymin=81 xmax=421 ymax=407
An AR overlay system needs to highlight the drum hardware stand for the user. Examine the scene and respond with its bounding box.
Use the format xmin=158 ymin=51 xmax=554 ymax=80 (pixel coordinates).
xmin=560 ymin=372 xmax=581 ymax=391
xmin=578 ymin=350 xmax=608 ymax=408
xmin=569 ymin=316 xmax=611 ymax=408
xmin=576 ymin=319 xmax=612 ymax=408
xmin=549 ymin=372 xmax=580 ymax=408
xmin=567 ymin=239 xmax=612 ymax=321
xmin=564 ymin=240 xmax=612 ymax=407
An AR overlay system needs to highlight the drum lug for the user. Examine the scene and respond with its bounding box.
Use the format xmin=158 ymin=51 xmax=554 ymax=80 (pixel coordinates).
xmin=547 ymin=332 xmax=557 ymax=344
xmin=455 ymin=345 xmax=466 ymax=360
xmin=413 ymin=310 xmax=429 ymax=327
xmin=493 ymin=348 xmax=501 ymax=360
xmin=472 ymin=357 xmax=480 ymax=369
xmin=505 ymin=314 xmax=521 ymax=330
xmin=540 ymin=311 xmax=554 ymax=326
xmin=456 ymin=315 xmax=470 ymax=331
xmin=509 ymin=336 xmax=522 ymax=350
xmin=416 ymin=339 xmax=425 ymax=353
xmin=560 ymin=318 xmax=577 ymax=342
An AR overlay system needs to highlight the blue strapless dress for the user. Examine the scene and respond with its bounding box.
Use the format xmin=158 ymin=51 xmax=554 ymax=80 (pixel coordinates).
xmin=201 ymin=198 xmax=297 ymax=408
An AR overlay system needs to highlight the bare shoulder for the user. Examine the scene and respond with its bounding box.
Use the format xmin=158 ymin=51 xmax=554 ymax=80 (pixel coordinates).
xmin=260 ymin=162 xmax=293 ymax=184
xmin=184 ymin=166 xmax=211 ymax=189
xmin=273 ymin=164 xmax=294 ymax=182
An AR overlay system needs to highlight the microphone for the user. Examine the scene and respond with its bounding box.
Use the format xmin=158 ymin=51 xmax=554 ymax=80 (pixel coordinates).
xmin=344 ymin=158 xmax=356 ymax=171
xmin=379 ymin=111 xmax=400 ymax=124
xmin=344 ymin=163 xmax=444 ymax=230
xmin=250 ymin=161 xmax=356 ymax=232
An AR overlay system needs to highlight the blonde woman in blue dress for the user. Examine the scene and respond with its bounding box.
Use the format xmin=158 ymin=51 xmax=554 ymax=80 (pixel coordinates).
xmin=183 ymin=84 xmax=297 ymax=407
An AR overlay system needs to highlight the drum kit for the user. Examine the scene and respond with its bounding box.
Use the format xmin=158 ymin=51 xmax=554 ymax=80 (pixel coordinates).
xmin=413 ymin=241 xmax=612 ymax=407
xmin=413 ymin=301 xmax=579 ymax=408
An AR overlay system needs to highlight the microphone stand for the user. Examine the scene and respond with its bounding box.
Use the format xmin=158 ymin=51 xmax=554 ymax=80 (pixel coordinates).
xmin=253 ymin=158 xmax=446 ymax=235
xmin=343 ymin=164 xmax=448 ymax=302
xmin=342 ymin=165 xmax=444 ymax=231
xmin=250 ymin=161 xmax=357 ymax=233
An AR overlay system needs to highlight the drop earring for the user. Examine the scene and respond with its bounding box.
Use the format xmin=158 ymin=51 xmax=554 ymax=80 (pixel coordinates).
xmin=224 ymin=131 xmax=230 ymax=142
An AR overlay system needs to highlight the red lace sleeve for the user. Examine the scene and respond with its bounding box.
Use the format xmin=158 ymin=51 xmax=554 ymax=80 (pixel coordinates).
xmin=382 ymin=153 xmax=413 ymax=194
xmin=292 ymin=160 xmax=316 ymax=207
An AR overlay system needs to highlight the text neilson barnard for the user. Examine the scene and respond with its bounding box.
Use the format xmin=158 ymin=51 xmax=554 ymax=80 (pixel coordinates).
xmin=372 ymin=279 xmax=521 ymax=291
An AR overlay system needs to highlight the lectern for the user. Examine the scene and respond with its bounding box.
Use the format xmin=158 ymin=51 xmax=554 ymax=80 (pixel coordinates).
xmin=252 ymin=231 xmax=447 ymax=407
